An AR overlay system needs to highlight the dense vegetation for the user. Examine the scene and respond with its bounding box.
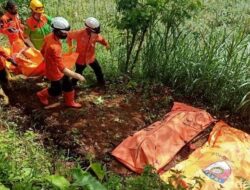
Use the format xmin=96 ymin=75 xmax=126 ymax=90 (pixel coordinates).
xmin=39 ymin=0 xmax=250 ymax=115
xmin=1 ymin=0 xmax=249 ymax=115
xmin=0 ymin=0 xmax=249 ymax=189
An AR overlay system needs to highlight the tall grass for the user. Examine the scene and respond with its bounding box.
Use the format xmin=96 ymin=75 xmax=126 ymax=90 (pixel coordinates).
xmin=141 ymin=26 xmax=250 ymax=111
xmin=137 ymin=0 xmax=250 ymax=113
xmin=28 ymin=0 xmax=250 ymax=113
xmin=115 ymin=0 xmax=249 ymax=114
xmin=1 ymin=0 xmax=249 ymax=113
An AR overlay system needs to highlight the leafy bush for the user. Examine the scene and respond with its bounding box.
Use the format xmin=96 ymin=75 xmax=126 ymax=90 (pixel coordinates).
xmin=123 ymin=166 xmax=176 ymax=190
xmin=115 ymin=0 xmax=250 ymax=113
xmin=0 ymin=127 xmax=52 ymax=189
xmin=115 ymin=0 xmax=201 ymax=73
xmin=0 ymin=123 xmax=108 ymax=190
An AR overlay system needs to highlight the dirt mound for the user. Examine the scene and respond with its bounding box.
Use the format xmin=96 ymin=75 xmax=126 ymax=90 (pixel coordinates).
xmin=4 ymin=78 xmax=171 ymax=173
xmin=3 ymin=78 xmax=248 ymax=175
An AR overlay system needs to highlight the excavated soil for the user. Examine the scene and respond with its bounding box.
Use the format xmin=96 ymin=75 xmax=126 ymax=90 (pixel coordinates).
xmin=1 ymin=76 xmax=249 ymax=175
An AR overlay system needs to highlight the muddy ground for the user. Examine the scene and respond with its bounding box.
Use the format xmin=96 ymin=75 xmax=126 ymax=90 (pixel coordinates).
xmin=1 ymin=76 xmax=249 ymax=175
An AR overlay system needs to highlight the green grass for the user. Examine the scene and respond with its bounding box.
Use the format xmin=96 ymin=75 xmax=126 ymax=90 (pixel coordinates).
xmin=0 ymin=116 xmax=181 ymax=189
xmin=40 ymin=0 xmax=250 ymax=114
xmin=142 ymin=26 xmax=249 ymax=111
xmin=0 ymin=123 xmax=52 ymax=189
xmin=0 ymin=0 xmax=249 ymax=112
xmin=0 ymin=1 xmax=249 ymax=188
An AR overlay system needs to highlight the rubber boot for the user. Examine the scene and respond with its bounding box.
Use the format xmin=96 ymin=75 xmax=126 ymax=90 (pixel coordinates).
xmin=36 ymin=88 xmax=49 ymax=105
xmin=63 ymin=90 xmax=81 ymax=108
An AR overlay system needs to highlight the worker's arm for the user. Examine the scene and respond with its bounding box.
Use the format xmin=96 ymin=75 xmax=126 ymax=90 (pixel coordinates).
xmin=67 ymin=39 xmax=73 ymax=53
xmin=97 ymin=34 xmax=110 ymax=50
xmin=0 ymin=17 xmax=19 ymax=34
xmin=66 ymin=30 xmax=80 ymax=53
xmin=52 ymin=45 xmax=85 ymax=81
xmin=7 ymin=57 xmax=17 ymax=66
xmin=0 ymin=48 xmax=17 ymax=66
xmin=0 ymin=18 xmax=8 ymax=34
xmin=63 ymin=68 xmax=85 ymax=81
xmin=66 ymin=31 xmax=72 ymax=48
xmin=23 ymin=37 xmax=34 ymax=48
xmin=46 ymin=15 xmax=53 ymax=26
xmin=40 ymin=42 xmax=46 ymax=56
xmin=23 ymin=25 xmax=34 ymax=48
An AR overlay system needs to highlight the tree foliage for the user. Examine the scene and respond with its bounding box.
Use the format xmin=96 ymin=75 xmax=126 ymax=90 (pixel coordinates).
xmin=115 ymin=0 xmax=202 ymax=73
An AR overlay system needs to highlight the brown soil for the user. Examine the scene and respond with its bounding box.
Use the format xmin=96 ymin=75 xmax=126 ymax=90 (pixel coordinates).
xmin=2 ymin=77 xmax=249 ymax=175
xmin=3 ymin=78 xmax=172 ymax=175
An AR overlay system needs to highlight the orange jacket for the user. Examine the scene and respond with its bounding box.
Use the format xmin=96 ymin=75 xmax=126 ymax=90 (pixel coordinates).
xmin=24 ymin=14 xmax=52 ymax=50
xmin=25 ymin=14 xmax=49 ymax=31
xmin=41 ymin=33 xmax=65 ymax=81
xmin=67 ymin=28 xmax=108 ymax=64
xmin=0 ymin=47 xmax=10 ymax=70
xmin=0 ymin=12 xmax=25 ymax=45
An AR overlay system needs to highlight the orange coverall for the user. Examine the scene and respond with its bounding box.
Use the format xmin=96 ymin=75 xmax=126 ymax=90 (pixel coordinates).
xmin=0 ymin=12 xmax=25 ymax=45
xmin=0 ymin=47 xmax=10 ymax=71
xmin=41 ymin=33 xmax=65 ymax=81
xmin=67 ymin=28 xmax=108 ymax=64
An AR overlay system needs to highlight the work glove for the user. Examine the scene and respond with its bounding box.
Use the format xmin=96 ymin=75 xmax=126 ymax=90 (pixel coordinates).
xmin=7 ymin=58 xmax=17 ymax=66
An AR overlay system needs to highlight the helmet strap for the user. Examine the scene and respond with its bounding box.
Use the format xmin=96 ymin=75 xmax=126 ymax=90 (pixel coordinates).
xmin=86 ymin=26 xmax=100 ymax=34
xmin=53 ymin=29 xmax=68 ymax=39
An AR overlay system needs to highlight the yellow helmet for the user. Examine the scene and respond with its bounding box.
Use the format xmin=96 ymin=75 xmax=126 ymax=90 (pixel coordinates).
xmin=30 ymin=0 xmax=44 ymax=13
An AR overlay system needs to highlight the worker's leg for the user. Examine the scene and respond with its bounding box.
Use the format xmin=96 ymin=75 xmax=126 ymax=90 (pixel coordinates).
xmin=37 ymin=80 xmax=62 ymax=105
xmin=62 ymin=76 xmax=81 ymax=108
xmin=89 ymin=59 xmax=105 ymax=86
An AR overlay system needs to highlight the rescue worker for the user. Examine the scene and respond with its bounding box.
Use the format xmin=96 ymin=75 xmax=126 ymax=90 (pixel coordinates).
xmin=24 ymin=0 xmax=52 ymax=50
xmin=37 ymin=17 xmax=85 ymax=108
xmin=0 ymin=0 xmax=25 ymax=46
xmin=67 ymin=17 xmax=109 ymax=87
xmin=0 ymin=46 xmax=17 ymax=105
